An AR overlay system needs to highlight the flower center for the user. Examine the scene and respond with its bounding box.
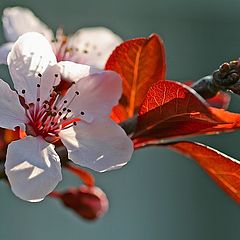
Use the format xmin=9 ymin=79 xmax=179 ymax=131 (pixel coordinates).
xmin=51 ymin=30 xmax=102 ymax=63
xmin=22 ymin=74 xmax=82 ymax=143
xmin=51 ymin=33 xmax=79 ymax=63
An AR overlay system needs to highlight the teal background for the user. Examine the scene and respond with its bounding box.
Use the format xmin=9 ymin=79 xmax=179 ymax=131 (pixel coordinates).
xmin=1 ymin=0 xmax=240 ymax=239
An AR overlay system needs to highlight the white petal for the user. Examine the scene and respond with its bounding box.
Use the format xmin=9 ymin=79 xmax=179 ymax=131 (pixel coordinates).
xmin=57 ymin=61 xmax=101 ymax=83
xmin=8 ymin=32 xmax=58 ymax=104
xmin=62 ymin=69 xmax=122 ymax=122
xmin=2 ymin=7 xmax=53 ymax=42
xmin=0 ymin=79 xmax=26 ymax=130
xmin=0 ymin=42 xmax=14 ymax=64
xmin=5 ymin=136 xmax=62 ymax=202
xmin=59 ymin=118 xmax=133 ymax=172
xmin=65 ymin=27 xmax=122 ymax=68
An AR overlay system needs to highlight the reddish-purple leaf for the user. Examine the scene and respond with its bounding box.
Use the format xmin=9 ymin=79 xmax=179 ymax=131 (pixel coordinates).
xmin=106 ymin=34 xmax=166 ymax=121
xmin=134 ymin=80 xmax=222 ymax=140
xmin=169 ymin=141 xmax=240 ymax=204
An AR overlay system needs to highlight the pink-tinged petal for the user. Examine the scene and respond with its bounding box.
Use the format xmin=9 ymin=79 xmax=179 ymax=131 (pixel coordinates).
xmin=8 ymin=32 xmax=58 ymax=104
xmin=5 ymin=136 xmax=62 ymax=202
xmin=0 ymin=42 xmax=14 ymax=64
xmin=57 ymin=61 xmax=101 ymax=83
xmin=0 ymin=79 xmax=26 ymax=130
xmin=66 ymin=27 xmax=122 ymax=68
xmin=2 ymin=7 xmax=53 ymax=42
xmin=62 ymin=70 xmax=122 ymax=122
xmin=59 ymin=118 xmax=133 ymax=172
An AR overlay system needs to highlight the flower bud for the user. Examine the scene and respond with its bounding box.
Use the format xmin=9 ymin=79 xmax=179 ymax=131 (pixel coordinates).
xmin=57 ymin=186 xmax=109 ymax=220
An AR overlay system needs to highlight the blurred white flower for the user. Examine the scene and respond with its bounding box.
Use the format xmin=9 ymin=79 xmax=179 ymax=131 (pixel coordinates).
xmin=0 ymin=7 xmax=122 ymax=68
xmin=2 ymin=32 xmax=133 ymax=202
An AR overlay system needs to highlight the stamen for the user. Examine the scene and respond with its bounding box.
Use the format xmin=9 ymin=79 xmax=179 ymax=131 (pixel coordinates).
xmin=52 ymin=73 xmax=59 ymax=87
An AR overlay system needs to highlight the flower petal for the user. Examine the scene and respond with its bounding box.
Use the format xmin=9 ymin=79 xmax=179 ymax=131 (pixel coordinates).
xmin=57 ymin=61 xmax=101 ymax=83
xmin=61 ymin=68 xmax=122 ymax=122
xmin=8 ymin=32 xmax=58 ymax=104
xmin=0 ymin=79 xmax=26 ymax=130
xmin=66 ymin=27 xmax=122 ymax=68
xmin=5 ymin=136 xmax=62 ymax=202
xmin=0 ymin=42 xmax=14 ymax=64
xmin=59 ymin=118 xmax=133 ymax=172
xmin=2 ymin=7 xmax=53 ymax=42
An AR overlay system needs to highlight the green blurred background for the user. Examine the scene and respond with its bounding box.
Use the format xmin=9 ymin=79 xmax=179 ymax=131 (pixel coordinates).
xmin=1 ymin=0 xmax=240 ymax=239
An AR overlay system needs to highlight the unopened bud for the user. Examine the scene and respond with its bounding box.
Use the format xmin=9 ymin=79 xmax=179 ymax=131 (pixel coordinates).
xmin=219 ymin=62 xmax=230 ymax=75
xmin=57 ymin=186 xmax=109 ymax=220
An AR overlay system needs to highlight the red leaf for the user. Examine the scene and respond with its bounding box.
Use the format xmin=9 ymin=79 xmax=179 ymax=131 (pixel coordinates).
xmin=169 ymin=141 xmax=240 ymax=204
xmin=110 ymin=105 xmax=128 ymax=123
xmin=134 ymin=80 xmax=222 ymax=140
xmin=106 ymin=34 xmax=166 ymax=121
xmin=207 ymin=91 xmax=231 ymax=110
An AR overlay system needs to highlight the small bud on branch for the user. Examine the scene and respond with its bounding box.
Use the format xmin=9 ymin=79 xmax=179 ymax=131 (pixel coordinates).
xmin=192 ymin=60 xmax=240 ymax=98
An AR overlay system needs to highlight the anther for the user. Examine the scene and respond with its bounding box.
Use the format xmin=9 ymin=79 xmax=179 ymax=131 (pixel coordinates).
xmin=67 ymin=109 xmax=71 ymax=113
xmin=73 ymin=122 xmax=77 ymax=126
xmin=51 ymin=122 xmax=55 ymax=125
xmin=64 ymin=100 xmax=68 ymax=104
xmin=83 ymin=50 xmax=88 ymax=54
xmin=53 ymin=106 xmax=57 ymax=110
xmin=63 ymin=107 xmax=67 ymax=111
xmin=75 ymin=91 xmax=80 ymax=95
xmin=63 ymin=116 xmax=67 ymax=120
xmin=52 ymin=112 xmax=57 ymax=116
xmin=37 ymin=84 xmax=40 ymax=88
xmin=22 ymin=90 xmax=26 ymax=94
xmin=54 ymin=74 xmax=58 ymax=77
xmin=38 ymin=73 xmax=42 ymax=77
xmin=37 ymin=98 xmax=40 ymax=102
xmin=58 ymin=112 xmax=62 ymax=116
xmin=80 ymin=111 xmax=85 ymax=115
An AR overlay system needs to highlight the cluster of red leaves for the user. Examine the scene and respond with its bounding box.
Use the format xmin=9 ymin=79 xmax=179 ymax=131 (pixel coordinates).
xmin=106 ymin=34 xmax=240 ymax=204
